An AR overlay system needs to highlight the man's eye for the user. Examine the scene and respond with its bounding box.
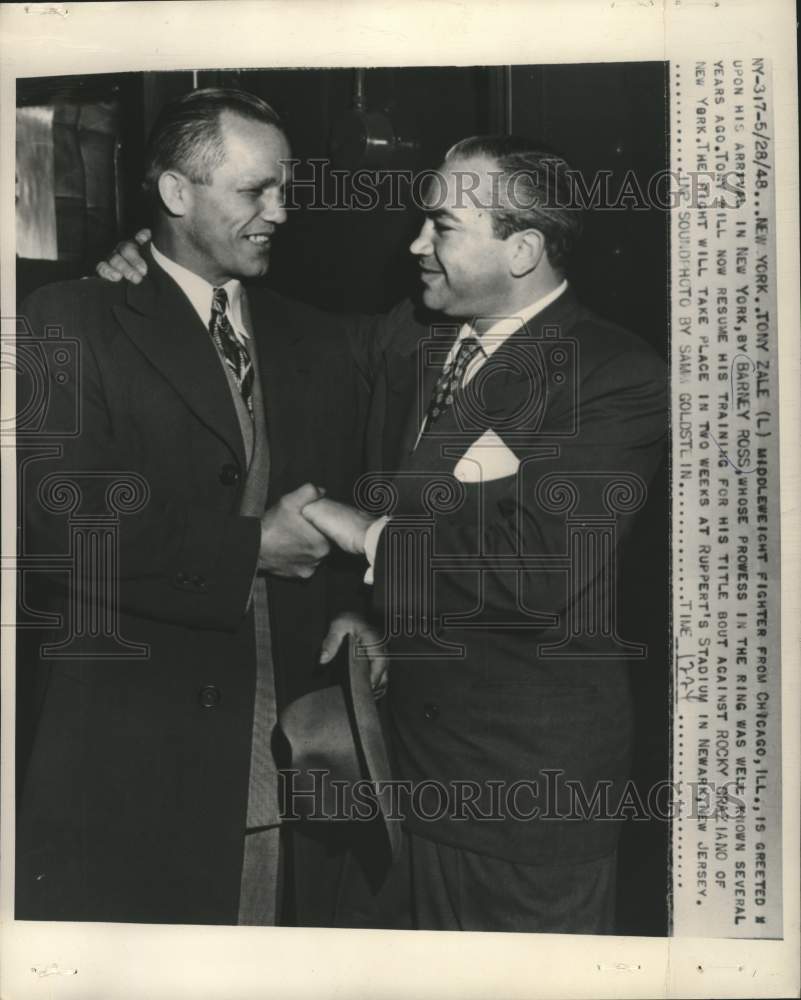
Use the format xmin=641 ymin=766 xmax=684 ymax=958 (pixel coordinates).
xmin=433 ymin=223 xmax=452 ymax=233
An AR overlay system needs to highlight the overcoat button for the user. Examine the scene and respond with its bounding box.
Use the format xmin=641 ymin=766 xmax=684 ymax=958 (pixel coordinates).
xmin=219 ymin=464 xmax=240 ymax=486
xmin=423 ymin=702 xmax=440 ymax=721
xmin=198 ymin=685 xmax=221 ymax=708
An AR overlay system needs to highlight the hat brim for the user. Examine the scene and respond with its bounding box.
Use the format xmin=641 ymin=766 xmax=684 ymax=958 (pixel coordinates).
xmin=277 ymin=636 xmax=401 ymax=860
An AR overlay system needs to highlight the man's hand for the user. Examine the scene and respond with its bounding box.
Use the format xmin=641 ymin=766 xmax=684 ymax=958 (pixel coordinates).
xmin=95 ymin=228 xmax=152 ymax=284
xmin=301 ymin=498 xmax=374 ymax=556
xmin=319 ymin=612 xmax=389 ymax=700
xmin=260 ymin=484 xmax=330 ymax=579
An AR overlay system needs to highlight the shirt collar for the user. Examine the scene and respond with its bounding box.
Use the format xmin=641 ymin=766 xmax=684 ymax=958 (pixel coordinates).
xmin=150 ymin=242 xmax=249 ymax=342
xmin=455 ymin=279 xmax=569 ymax=362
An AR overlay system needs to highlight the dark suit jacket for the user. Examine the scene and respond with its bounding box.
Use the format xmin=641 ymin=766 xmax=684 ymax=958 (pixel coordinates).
xmin=15 ymin=261 xmax=368 ymax=924
xmin=359 ymin=290 xmax=668 ymax=865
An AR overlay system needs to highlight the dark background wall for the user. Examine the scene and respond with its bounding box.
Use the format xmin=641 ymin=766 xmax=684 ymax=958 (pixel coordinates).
xmin=16 ymin=62 xmax=670 ymax=936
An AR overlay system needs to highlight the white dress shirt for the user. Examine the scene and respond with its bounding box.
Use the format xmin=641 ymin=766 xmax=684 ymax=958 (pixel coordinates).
xmin=364 ymin=280 xmax=569 ymax=583
xmin=151 ymin=242 xmax=250 ymax=346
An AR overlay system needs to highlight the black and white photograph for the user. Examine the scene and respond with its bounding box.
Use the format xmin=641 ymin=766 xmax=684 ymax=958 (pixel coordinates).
xmin=1 ymin=2 xmax=798 ymax=998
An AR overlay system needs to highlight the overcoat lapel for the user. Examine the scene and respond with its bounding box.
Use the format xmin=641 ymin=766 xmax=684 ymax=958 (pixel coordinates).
xmin=112 ymin=254 xmax=247 ymax=469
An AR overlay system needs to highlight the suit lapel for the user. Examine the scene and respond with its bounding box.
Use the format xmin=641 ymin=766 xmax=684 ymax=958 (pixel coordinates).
xmin=386 ymin=348 xmax=427 ymax=464
xmin=390 ymin=319 xmax=459 ymax=466
xmin=113 ymin=253 xmax=246 ymax=468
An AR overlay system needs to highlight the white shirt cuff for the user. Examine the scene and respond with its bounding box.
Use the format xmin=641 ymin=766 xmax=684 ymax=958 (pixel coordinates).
xmin=363 ymin=515 xmax=390 ymax=585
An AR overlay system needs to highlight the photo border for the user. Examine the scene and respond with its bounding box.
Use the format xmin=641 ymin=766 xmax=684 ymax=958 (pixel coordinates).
xmin=1 ymin=2 xmax=798 ymax=998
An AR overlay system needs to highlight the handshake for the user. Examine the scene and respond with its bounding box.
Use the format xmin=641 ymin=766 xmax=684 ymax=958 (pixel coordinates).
xmin=258 ymin=483 xmax=376 ymax=579
xmin=260 ymin=484 xmax=388 ymax=697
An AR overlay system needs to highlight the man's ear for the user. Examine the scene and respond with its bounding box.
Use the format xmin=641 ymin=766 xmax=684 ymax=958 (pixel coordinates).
xmin=157 ymin=170 xmax=192 ymax=217
xmin=508 ymin=229 xmax=546 ymax=278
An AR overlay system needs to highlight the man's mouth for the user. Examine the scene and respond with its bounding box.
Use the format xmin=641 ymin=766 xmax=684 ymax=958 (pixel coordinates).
xmin=245 ymin=234 xmax=272 ymax=246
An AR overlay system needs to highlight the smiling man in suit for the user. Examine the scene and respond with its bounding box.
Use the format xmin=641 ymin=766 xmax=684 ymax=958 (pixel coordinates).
xmin=15 ymin=88 xmax=380 ymax=926
xmin=302 ymin=135 xmax=668 ymax=933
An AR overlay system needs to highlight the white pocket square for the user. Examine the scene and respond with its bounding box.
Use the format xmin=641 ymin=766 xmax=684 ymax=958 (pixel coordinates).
xmin=453 ymin=429 xmax=520 ymax=483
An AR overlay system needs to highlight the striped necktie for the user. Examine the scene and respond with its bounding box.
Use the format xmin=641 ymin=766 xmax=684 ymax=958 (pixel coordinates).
xmin=425 ymin=334 xmax=483 ymax=426
xmin=210 ymin=287 xmax=254 ymax=417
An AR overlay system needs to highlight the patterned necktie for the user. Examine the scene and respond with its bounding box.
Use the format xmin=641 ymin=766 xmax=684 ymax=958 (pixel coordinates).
xmin=209 ymin=287 xmax=254 ymax=417
xmin=425 ymin=334 xmax=483 ymax=426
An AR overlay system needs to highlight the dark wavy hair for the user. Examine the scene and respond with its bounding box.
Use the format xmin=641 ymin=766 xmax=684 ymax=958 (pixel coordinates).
xmin=445 ymin=134 xmax=582 ymax=272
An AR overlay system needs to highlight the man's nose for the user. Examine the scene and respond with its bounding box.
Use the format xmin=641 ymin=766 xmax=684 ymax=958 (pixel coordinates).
xmin=409 ymin=220 xmax=433 ymax=256
xmin=260 ymin=191 xmax=287 ymax=225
